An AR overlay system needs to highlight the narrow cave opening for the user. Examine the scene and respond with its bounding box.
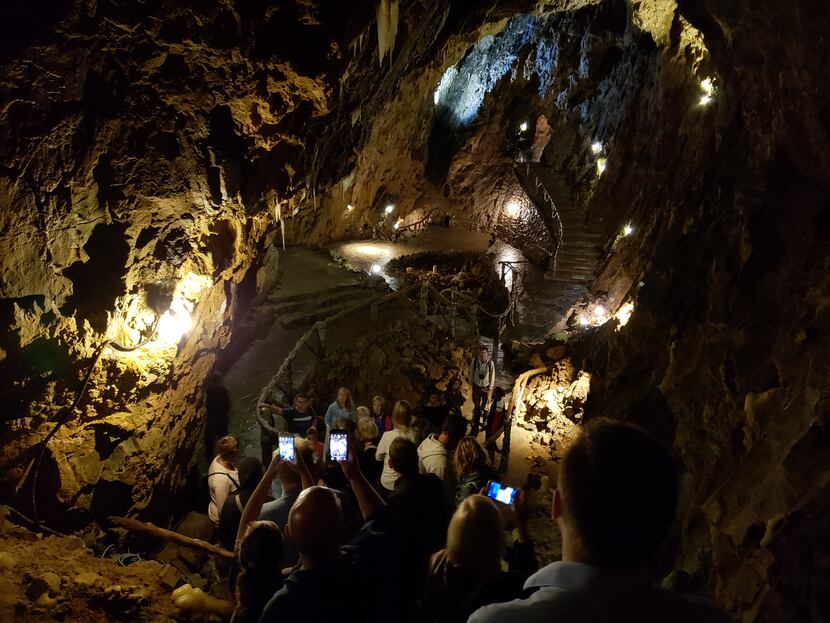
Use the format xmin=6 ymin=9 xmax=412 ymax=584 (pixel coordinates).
xmin=1 ymin=1 xmax=828 ymax=621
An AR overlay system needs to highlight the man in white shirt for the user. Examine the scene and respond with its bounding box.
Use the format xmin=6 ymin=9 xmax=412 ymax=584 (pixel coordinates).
xmin=469 ymin=345 xmax=495 ymax=436
xmin=207 ymin=435 xmax=239 ymax=527
xmin=470 ymin=418 xmax=728 ymax=623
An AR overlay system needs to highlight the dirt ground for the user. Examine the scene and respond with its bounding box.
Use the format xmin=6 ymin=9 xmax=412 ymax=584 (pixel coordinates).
xmin=0 ymin=508 xmax=185 ymax=623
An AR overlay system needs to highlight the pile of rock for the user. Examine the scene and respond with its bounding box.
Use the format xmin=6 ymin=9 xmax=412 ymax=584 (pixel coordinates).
xmin=515 ymin=359 xmax=589 ymax=461
xmin=309 ymin=317 xmax=475 ymax=406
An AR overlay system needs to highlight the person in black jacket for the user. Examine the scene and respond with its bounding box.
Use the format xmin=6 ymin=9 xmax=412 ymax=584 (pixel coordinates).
xmin=421 ymin=492 xmax=537 ymax=623
xmin=258 ymin=435 xmax=407 ymax=623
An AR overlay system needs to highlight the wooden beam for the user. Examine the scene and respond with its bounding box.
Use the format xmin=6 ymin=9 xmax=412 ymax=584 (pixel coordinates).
xmin=109 ymin=516 xmax=234 ymax=560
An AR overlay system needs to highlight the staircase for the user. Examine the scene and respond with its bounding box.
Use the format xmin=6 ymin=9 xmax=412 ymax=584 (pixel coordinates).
xmin=266 ymin=281 xmax=386 ymax=329
xmin=516 ymin=162 xmax=604 ymax=283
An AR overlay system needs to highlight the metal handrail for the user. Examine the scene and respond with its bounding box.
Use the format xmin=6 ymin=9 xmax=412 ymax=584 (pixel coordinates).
xmin=514 ymin=152 xmax=564 ymax=272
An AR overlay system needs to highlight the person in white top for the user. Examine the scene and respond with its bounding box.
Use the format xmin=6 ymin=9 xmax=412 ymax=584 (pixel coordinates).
xmin=207 ymin=435 xmax=239 ymax=526
xmin=375 ymin=400 xmax=415 ymax=491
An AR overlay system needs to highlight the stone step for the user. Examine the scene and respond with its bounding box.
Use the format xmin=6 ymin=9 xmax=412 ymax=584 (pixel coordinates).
xmin=557 ymin=253 xmax=602 ymax=265
xmin=551 ymin=269 xmax=594 ymax=283
xmin=554 ymin=260 xmax=598 ymax=273
xmin=268 ymin=281 xmax=370 ymax=305
xmin=557 ymin=244 xmax=602 ymax=260
xmin=279 ymin=291 xmax=381 ymax=329
xmin=272 ymin=287 xmax=378 ymax=314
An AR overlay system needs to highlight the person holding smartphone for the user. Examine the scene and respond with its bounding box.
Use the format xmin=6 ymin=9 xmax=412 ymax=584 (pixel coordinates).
xmin=258 ymin=433 xmax=407 ymax=623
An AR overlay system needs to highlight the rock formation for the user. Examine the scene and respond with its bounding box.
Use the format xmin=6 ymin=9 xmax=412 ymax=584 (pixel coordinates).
xmin=1 ymin=0 xmax=829 ymax=620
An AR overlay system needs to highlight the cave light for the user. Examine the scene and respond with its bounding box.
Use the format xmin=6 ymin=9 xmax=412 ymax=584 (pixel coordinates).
xmin=519 ymin=121 xmax=529 ymax=132
xmin=393 ymin=222 xmax=400 ymax=230
xmin=590 ymin=141 xmax=603 ymax=154
xmin=698 ymin=77 xmax=715 ymax=106
xmin=579 ymin=316 xmax=590 ymax=327
xmin=346 ymin=204 xmax=354 ymax=213
xmin=594 ymin=305 xmax=606 ymax=320
xmin=370 ymin=264 xmax=382 ymax=274
xmin=110 ymin=271 xmax=211 ymax=359
xmin=504 ymin=200 xmax=521 ymax=217
xmin=385 ymin=204 xmax=395 ymax=215
xmin=596 ymin=157 xmax=607 ymax=175
xmin=615 ymin=301 xmax=635 ymax=328
xmin=155 ymin=298 xmax=193 ymax=346
xmin=623 ymin=223 xmax=633 ymax=236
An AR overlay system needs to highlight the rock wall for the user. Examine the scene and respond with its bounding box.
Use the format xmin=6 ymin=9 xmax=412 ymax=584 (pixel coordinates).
xmin=2 ymin=0 xmax=829 ymax=619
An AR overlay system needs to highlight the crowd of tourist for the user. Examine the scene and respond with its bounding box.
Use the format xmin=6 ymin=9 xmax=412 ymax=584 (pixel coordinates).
xmin=206 ymin=353 xmax=728 ymax=623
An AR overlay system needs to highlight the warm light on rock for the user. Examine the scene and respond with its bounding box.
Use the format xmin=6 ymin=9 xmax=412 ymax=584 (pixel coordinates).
xmin=505 ymin=200 xmax=521 ymax=217
xmin=591 ymin=141 xmax=603 ymax=154
xmin=596 ymin=157 xmax=607 ymax=175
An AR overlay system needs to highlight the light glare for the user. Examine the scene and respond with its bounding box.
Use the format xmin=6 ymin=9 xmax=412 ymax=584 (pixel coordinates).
xmin=519 ymin=121 xmax=528 ymax=132
xmin=623 ymin=223 xmax=633 ymax=236
xmin=596 ymin=158 xmax=607 ymax=175
xmin=385 ymin=204 xmax=395 ymax=214
xmin=591 ymin=141 xmax=603 ymax=154
xmin=370 ymin=264 xmax=382 ymax=274
xmin=579 ymin=316 xmax=590 ymax=327
xmin=504 ymin=200 xmax=521 ymax=217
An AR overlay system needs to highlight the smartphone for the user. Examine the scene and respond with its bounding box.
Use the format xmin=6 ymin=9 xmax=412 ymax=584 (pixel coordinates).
xmin=329 ymin=430 xmax=349 ymax=462
xmin=278 ymin=433 xmax=296 ymax=462
xmin=486 ymin=481 xmax=517 ymax=505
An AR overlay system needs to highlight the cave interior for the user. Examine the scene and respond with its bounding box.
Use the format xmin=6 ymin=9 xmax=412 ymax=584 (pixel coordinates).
xmin=1 ymin=0 xmax=829 ymax=621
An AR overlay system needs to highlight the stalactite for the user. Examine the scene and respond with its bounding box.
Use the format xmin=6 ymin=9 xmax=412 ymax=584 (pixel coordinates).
xmin=376 ymin=0 xmax=399 ymax=66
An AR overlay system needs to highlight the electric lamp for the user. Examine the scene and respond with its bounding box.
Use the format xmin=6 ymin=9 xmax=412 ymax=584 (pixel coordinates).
xmin=590 ymin=141 xmax=603 ymax=154
xmin=623 ymin=223 xmax=633 ymax=236
xmin=698 ymin=77 xmax=715 ymax=106
xmin=504 ymin=200 xmax=521 ymax=217
xmin=519 ymin=121 xmax=528 ymax=132
xmin=346 ymin=204 xmax=354 ymax=212
xmin=579 ymin=316 xmax=590 ymax=327
xmin=385 ymin=204 xmax=395 ymax=215
xmin=370 ymin=264 xmax=382 ymax=274
xmin=596 ymin=158 xmax=607 ymax=175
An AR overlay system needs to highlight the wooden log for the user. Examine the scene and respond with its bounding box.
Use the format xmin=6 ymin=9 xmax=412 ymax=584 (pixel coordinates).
xmin=109 ymin=516 xmax=234 ymax=560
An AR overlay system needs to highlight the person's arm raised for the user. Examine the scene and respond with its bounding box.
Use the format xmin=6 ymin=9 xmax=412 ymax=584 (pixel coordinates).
xmin=339 ymin=435 xmax=385 ymax=520
xmin=235 ymin=454 xmax=280 ymax=550
xmin=293 ymin=445 xmax=314 ymax=490
xmin=256 ymin=405 xmax=279 ymax=436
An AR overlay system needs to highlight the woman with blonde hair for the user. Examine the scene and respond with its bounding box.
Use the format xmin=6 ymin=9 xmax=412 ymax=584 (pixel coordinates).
xmin=323 ymin=386 xmax=355 ymax=438
xmin=375 ymin=399 xmax=415 ymax=491
xmin=453 ymin=436 xmax=495 ymax=507
xmin=356 ymin=412 xmax=381 ymax=485
xmin=421 ymin=494 xmax=536 ymax=622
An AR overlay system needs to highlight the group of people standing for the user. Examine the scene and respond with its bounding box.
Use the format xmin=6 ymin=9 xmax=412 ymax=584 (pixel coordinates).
xmin=203 ymin=344 xmax=727 ymax=623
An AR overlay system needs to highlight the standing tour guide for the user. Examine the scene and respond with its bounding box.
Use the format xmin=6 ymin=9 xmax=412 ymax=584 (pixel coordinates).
xmin=469 ymin=344 xmax=495 ymax=436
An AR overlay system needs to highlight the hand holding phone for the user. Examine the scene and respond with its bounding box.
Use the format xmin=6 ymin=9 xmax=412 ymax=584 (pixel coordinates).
xmin=329 ymin=430 xmax=349 ymax=462
xmin=486 ymin=480 xmax=517 ymax=505
xmin=278 ymin=433 xmax=296 ymax=463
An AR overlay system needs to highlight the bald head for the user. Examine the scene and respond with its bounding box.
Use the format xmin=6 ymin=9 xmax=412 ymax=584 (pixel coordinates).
xmin=287 ymin=486 xmax=344 ymax=563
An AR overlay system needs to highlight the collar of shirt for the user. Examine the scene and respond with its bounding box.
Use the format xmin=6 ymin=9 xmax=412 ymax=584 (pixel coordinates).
xmin=524 ymin=561 xmax=652 ymax=593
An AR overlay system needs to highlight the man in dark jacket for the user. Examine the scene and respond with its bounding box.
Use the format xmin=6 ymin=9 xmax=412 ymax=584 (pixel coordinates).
xmin=258 ymin=439 xmax=405 ymax=623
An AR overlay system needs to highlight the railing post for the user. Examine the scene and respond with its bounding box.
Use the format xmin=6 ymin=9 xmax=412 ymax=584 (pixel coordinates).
xmin=316 ymin=321 xmax=326 ymax=349
xmin=449 ymin=290 xmax=456 ymax=339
